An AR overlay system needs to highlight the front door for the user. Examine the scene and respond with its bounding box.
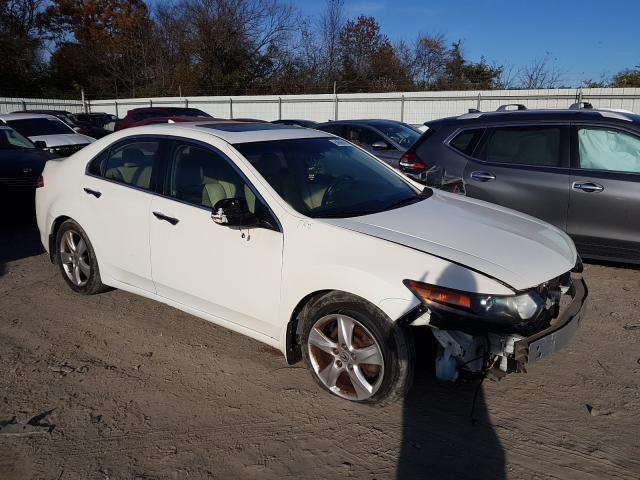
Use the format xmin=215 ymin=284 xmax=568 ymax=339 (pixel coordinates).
xmin=462 ymin=124 xmax=571 ymax=230
xmin=567 ymin=125 xmax=640 ymax=261
xmin=149 ymin=140 xmax=284 ymax=337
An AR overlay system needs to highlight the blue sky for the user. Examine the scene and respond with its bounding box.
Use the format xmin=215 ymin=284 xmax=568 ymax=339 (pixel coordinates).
xmin=289 ymin=0 xmax=640 ymax=86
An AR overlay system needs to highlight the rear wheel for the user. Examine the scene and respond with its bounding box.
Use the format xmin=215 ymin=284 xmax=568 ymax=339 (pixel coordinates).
xmin=56 ymin=219 xmax=107 ymax=295
xmin=301 ymin=292 xmax=414 ymax=404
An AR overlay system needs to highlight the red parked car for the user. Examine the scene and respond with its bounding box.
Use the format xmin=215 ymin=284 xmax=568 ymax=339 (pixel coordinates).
xmin=115 ymin=107 xmax=212 ymax=130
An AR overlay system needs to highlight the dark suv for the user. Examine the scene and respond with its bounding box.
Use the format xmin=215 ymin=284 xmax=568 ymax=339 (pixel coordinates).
xmin=400 ymin=103 xmax=640 ymax=263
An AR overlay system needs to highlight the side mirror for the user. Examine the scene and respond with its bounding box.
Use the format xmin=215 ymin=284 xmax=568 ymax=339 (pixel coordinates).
xmin=34 ymin=141 xmax=47 ymax=149
xmin=371 ymin=140 xmax=389 ymax=150
xmin=211 ymin=197 xmax=257 ymax=227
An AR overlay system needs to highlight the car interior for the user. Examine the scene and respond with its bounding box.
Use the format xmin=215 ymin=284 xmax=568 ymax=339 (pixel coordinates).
xmin=169 ymin=144 xmax=257 ymax=212
xmin=104 ymin=144 xmax=155 ymax=189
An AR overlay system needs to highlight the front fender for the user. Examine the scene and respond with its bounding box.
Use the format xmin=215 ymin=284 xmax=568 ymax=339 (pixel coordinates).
xmin=277 ymin=220 xmax=512 ymax=351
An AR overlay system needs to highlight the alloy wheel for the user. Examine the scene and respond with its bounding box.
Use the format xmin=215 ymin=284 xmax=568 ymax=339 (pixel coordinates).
xmin=307 ymin=313 xmax=385 ymax=401
xmin=59 ymin=230 xmax=91 ymax=287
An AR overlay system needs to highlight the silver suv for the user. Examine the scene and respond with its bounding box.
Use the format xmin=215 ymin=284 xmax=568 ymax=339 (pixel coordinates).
xmin=400 ymin=103 xmax=640 ymax=264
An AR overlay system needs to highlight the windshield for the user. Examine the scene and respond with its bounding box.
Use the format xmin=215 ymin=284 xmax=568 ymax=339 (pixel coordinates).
xmin=0 ymin=126 xmax=35 ymax=149
xmin=7 ymin=117 xmax=74 ymax=137
xmin=369 ymin=122 xmax=421 ymax=148
xmin=235 ymin=137 xmax=427 ymax=218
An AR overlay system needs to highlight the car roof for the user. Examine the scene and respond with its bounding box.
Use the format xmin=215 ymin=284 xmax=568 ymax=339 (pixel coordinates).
xmin=127 ymin=106 xmax=203 ymax=113
xmin=125 ymin=121 xmax=331 ymax=144
xmin=429 ymin=108 xmax=640 ymax=128
xmin=16 ymin=109 xmax=73 ymax=115
xmin=317 ymin=119 xmax=406 ymax=126
xmin=0 ymin=113 xmax=63 ymax=121
xmin=273 ymin=119 xmax=316 ymax=123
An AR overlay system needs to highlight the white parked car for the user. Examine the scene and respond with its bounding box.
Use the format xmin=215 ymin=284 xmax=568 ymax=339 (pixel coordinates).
xmin=35 ymin=122 xmax=587 ymax=403
xmin=0 ymin=113 xmax=94 ymax=157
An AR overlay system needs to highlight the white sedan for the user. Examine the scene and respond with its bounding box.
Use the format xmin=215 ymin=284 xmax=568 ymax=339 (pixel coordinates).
xmin=0 ymin=113 xmax=94 ymax=157
xmin=36 ymin=122 xmax=587 ymax=404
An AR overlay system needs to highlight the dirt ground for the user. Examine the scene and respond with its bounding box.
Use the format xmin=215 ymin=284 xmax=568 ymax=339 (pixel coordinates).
xmin=1 ymin=205 xmax=639 ymax=480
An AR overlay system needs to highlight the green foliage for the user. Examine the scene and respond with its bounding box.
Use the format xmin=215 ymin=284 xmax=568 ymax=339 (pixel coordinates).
xmin=612 ymin=67 xmax=640 ymax=88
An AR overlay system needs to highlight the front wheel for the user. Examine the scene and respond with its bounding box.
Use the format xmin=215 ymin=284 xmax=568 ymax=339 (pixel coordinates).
xmin=301 ymin=292 xmax=414 ymax=405
xmin=56 ymin=219 xmax=108 ymax=295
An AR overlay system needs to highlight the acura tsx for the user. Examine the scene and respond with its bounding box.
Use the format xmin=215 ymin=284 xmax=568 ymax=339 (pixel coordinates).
xmin=35 ymin=122 xmax=587 ymax=404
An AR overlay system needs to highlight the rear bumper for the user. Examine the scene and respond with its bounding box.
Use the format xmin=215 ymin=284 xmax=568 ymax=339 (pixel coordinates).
xmin=513 ymin=277 xmax=588 ymax=368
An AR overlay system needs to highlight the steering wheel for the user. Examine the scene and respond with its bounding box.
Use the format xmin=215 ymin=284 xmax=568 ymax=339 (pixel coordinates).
xmin=322 ymin=175 xmax=355 ymax=207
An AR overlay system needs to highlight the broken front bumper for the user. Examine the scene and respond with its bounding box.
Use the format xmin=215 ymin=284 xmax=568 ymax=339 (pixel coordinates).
xmin=513 ymin=277 xmax=588 ymax=369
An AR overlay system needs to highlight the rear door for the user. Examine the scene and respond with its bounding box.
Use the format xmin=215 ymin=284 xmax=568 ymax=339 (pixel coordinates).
xmin=83 ymin=137 xmax=167 ymax=292
xmin=462 ymin=124 xmax=571 ymax=230
xmin=567 ymin=124 xmax=640 ymax=261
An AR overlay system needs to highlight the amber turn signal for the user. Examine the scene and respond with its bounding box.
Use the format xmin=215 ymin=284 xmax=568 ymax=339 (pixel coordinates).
xmin=403 ymin=279 xmax=472 ymax=309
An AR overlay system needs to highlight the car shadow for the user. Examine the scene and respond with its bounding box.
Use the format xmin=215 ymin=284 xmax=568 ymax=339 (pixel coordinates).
xmin=0 ymin=195 xmax=45 ymax=277
xmin=396 ymin=265 xmax=505 ymax=479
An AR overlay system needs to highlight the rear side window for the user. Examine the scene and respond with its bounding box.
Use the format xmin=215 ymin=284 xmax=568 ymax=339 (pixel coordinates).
xmin=578 ymin=127 xmax=640 ymax=173
xmin=449 ymin=128 xmax=484 ymax=155
xmin=317 ymin=124 xmax=344 ymax=137
xmin=483 ymin=126 xmax=561 ymax=167
xmin=98 ymin=140 xmax=161 ymax=190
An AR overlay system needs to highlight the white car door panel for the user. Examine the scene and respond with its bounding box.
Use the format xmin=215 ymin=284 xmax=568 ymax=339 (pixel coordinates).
xmin=82 ymin=139 xmax=163 ymax=292
xmin=84 ymin=178 xmax=154 ymax=291
xmin=148 ymin=140 xmax=284 ymax=337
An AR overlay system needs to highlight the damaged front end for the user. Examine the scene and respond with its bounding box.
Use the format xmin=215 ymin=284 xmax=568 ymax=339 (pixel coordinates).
xmin=401 ymin=268 xmax=588 ymax=382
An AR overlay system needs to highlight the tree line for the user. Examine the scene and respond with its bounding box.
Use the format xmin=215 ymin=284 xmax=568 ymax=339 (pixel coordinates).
xmin=1 ymin=0 xmax=639 ymax=99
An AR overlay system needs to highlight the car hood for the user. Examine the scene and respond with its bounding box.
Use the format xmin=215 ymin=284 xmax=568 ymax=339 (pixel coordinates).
xmin=319 ymin=191 xmax=577 ymax=291
xmin=27 ymin=133 xmax=94 ymax=147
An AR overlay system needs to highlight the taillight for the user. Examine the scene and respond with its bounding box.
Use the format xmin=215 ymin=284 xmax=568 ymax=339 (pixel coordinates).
xmin=399 ymin=152 xmax=427 ymax=170
xmin=36 ymin=175 xmax=44 ymax=188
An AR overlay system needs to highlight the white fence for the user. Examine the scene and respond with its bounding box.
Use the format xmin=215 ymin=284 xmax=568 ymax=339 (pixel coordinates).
xmin=3 ymin=88 xmax=640 ymax=125
xmin=0 ymin=97 xmax=84 ymax=114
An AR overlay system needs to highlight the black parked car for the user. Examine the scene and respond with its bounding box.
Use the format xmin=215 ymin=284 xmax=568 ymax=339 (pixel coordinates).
xmin=316 ymin=119 xmax=422 ymax=169
xmin=0 ymin=126 xmax=54 ymax=198
xmin=400 ymin=103 xmax=640 ymax=263
xmin=72 ymin=112 xmax=118 ymax=136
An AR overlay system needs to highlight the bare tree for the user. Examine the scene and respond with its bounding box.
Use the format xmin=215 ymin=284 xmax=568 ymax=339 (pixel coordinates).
xmin=318 ymin=0 xmax=344 ymax=84
xmin=495 ymin=64 xmax=517 ymax=89
xmin=518 ymin=53 xmax=563 ymax=89
xmin=412 ymin=33 xmax=446 ymax=88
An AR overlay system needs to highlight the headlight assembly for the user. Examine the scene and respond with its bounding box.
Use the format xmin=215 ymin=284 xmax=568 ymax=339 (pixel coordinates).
xmin=403 ymin=279 xmax=545 ymax=324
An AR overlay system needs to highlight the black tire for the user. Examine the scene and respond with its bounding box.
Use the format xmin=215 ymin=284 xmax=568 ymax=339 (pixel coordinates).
xmin=55 ymin=219 xmax=108 ymax=295
xmin=301 ymin=291 xmax=415 ymax=405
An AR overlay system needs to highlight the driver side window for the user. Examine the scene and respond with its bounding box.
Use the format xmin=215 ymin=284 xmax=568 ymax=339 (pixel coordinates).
xmin=166 ymin=141 xmax=257 ymax=213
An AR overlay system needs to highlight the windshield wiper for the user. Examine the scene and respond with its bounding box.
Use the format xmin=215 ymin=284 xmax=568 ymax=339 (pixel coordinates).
xmin=315 ymin=209 xmax=382 ymax=219
xmin=385 ymin=188 xmax=432 ymax=211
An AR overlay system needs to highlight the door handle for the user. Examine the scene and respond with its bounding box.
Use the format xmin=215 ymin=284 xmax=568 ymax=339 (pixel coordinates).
xmin=470 ymin=171 xmax=496 ymax=182
xmin=83 ymin=187 xmax=102 ymax=198
xmin=572 ymin=182 xmax=604 ymax=193
xmin=153 ymin=211 xmax=180 ymax=225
